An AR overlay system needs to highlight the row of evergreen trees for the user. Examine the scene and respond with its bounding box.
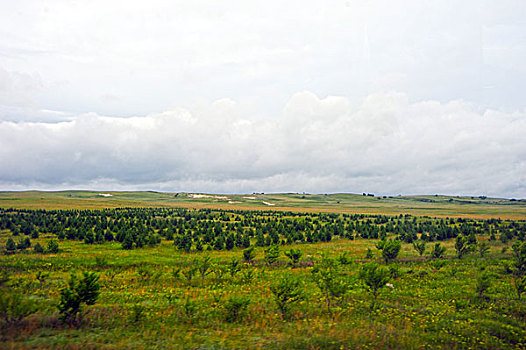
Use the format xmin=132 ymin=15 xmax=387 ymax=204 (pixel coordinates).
xmin=1 ymin=207 xmax=525 ymax=252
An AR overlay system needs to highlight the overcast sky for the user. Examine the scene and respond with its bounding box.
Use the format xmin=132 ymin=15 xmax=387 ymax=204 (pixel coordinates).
xmin=1 ymin=0 xmax=525 ymax=197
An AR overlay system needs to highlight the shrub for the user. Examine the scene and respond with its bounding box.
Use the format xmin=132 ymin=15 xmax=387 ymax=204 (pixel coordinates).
xmin=35 ymin=271 xmax=49 ymax=285
xmin=337 ymin=252 xmax=352 ymax=265
xmin=228 ymin=258 xmax=241 ymax=278
xmin=511 ymin=241 xmax=526 ymax=276
xmin=412 ymin=240 xmax=426 ymax=256
xmin=359 ymin=263 xmax=390 ymax=304
xmin=271 ymin=275 xmax=304 ymax=320
xmin=57 ymin=271 xmax=100 ymax=324
xmin=430 ymin=242 xmax=446 ymax=259
xmin=224 ymin=296 xmax=250 ymax=323
xmin=479 ymin=242 xmax=490 ymax=258
xmin=182 ymin=266 xmax=198 ymax=286
xmin=284 ymin=248 xmax=302 ymax=267
xmin=33 ymin=242 xmax=45 ymax=254
xmin=511 ymin=276 xmax=526 ymax=300
xmin=264 ymin=245 xmax=280 ymax=266
xmin=122 ymin=233 xmax=134 ymax=250
xmin=47 ymin=240 xmax=59 ymax=254
xmin=4 ymin=238 xmax=16 ymax=255
xmin=510 ymin=241 xmax=526 ymax=299
xmin=382 ymin=239 xmax=402 ymax=263
xmin=198 ymin=255 xmax=212 ymax=280
xmin=242 ymin=246 xmax=256 ymax=263
xmin=455 ymin=235 xmax=474 ymax=259
xmin=311 ymin=256 xmax=348 ymax=315
xmin=476 ymin=272 xmax=491 ymax=299
xmin=0 ymin=290 xmax=38 ymax=326
xmin=241 ymin=269 xmax=255 ymax=284
xmin=182 ymin=296 xmax=199 ymax=322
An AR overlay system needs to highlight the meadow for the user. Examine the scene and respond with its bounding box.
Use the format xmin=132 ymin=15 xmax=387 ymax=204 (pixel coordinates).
xmin=0 ymin=192 xmax=525 ymax=349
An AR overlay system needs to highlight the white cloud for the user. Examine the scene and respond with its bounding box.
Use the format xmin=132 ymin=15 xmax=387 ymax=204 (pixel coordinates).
xmin=1 ymin=1 xmax=525 ymax=116
xmin=0 ymin=91 xmax=525 ymax=197
xmin=0 ymin=1 xmax=525 ymax=197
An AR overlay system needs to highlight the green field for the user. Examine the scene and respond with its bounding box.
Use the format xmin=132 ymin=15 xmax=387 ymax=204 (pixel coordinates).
xmin=1 ymin=192 xmax=525 ymax=349
xmin=1 ymin=191 xmax=525 ymax=219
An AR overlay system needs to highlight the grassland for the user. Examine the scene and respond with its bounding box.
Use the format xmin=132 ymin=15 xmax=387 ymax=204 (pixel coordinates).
xmin=1 ymin=192 xmax=525 ymax=349
xmin=1 ymin=190 xmax=525 ymax=219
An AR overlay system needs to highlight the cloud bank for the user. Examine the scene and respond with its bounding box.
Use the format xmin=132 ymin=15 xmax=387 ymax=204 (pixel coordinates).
xmin=1 ymin=92 xmax=525 ymax=198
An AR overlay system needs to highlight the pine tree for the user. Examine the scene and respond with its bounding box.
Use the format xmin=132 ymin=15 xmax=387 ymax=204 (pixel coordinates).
xmin=122 ymin=233 xmax=134 ymax=250
xmin=5 ymin=237 xmax=16 ymax=254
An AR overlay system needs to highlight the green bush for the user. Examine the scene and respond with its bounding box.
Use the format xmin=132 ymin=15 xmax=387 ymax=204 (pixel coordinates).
xmin=4 ymin=238 xmax=16 ymax=255
xmin=430 ymin=242 xmax=446 ymax=259
xmin=242 ymin=246 xmax=256 ymax=263
xmin=0 ymin=290 xmax=38 ymax=326
xmin=476 ymin=272 xmax=491 ymax=299
xmin=359 ymin=263 xmax=390 ymax=304
xmin=264 ymin=245 xmax=280 ymax=266
xmin=33 ymin=242 xmax=45 ymax=254
xmin=478 ymin=242 xmax=490 ymax=258
xmin=284 ymin=248 xmax=302 ymax=267
xmin=455 ymin=235 xmax=474 ymax=259
xmin=224 ymin=296 xmax=250 ymax=323
xmin=382 ymin=240 xmax=401 ymax=263
xmin=47 ymin=240 xmax=59 ymax=254
xmin=228 ymin=258 xmax=241 ymax=278
xmin=412 ymin=240 xmax=426 ymax=256
xmin=271 ymin=275 xmax=304 ymax=320
xmin=57 ymin=271 xmax=100 ymax=324
xmin=311 ymin=256 xmax=348 ymax=315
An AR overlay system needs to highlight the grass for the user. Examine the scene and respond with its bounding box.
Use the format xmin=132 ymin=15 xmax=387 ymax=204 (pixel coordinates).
xmin=0 ymin=193 xmax=525 ymax=349
xmin=0 ymin=191 xmax=525 ymax=219
xmin=2 ymin=231 xmax=526 ymax=349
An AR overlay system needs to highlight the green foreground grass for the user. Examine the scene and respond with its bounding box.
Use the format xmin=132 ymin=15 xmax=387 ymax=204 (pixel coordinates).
xmin=1 ymin=192 xmax=525 ymax=349
xmin=1 ymin=234 xmax=526 ymax=349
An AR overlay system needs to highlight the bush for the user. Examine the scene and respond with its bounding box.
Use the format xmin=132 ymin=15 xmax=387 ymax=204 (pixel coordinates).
xmin=228 ymin=258 xmax=241 ymax=278
xmin=33 ymin=242 xmax=45 ymax=254
xmin=382 ymin=240 xmax=401 ymax=263
xmin=198 ymin=255 xmax=212 ymax=280
xmin=511 ymin=241 xmax=526 ymax=276
xmin=47 ymin=240 xmax=59 ymax=254
xmin=264 ymin=245 xmax=280 ymax=266
xmin=122 ymin=233 xmax=134 ymax=250
xmin=479 ymin=242 xmax=490 ymax=258
xmin=57 ymin=271 xmax=100 ymax=324
xmin=224 ymin=296 xmax=250 ymax=323
xmin=311 ymin=256 xmax=348 ymax=315
xmin=455 ymin=235 xmax=474 ymax=259
xmin=412 ymin=240 xmax=426 ymax=256
xmin=4 ymin=238 xmax=16 ymax=255
xmin=284 ymin=248 xmax=302 ymax=267
xmin=359 ymin=263 xmax=390 ymax=304
xmin=271 ymin=275 xmax=304 ymax=320
xmin=430 ymin=242 xmax=446 ymax=259
xmin=510 ymin=242 xmax=526 ymax=299
xmin=0 ymin=290 xmax=38 ymax=326
xmin=242 ymin=246 xmax=256 ymax=263
xmin=476 ymin=272 xmax=491 ymax=299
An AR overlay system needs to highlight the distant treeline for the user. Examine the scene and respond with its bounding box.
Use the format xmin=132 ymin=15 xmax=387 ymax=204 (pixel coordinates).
xmin=1 ymin=208 xmax=525 ymax=252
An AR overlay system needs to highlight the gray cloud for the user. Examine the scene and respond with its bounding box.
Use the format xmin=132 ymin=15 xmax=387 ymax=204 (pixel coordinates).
xmin=1 ymin=92 xmax=525 ymax=197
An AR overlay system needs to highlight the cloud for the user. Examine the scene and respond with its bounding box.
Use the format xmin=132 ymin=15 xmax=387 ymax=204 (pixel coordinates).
xmin=1 ymin=1 xmax=526 ymax=116
xmin=0 ymin=91 xmax=525 ymax=198
xmin=0 ymin=67 xmax=42 ymax=108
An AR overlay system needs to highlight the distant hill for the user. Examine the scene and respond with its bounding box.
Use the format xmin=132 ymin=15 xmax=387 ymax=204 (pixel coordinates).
xmin=0 ymin=191 xmax=524 ymax=219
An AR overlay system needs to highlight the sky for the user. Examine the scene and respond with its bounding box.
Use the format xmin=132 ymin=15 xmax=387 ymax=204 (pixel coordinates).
xmin=0 ymin=0 xmax=525 ymax=198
